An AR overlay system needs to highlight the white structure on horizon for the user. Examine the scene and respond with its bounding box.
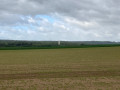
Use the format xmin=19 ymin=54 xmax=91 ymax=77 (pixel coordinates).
xmin=58 ymin=41 xmax=61 ymax=45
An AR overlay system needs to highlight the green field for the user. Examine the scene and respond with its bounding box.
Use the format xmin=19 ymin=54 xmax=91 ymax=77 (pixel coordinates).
xmin=0 ymin=44 xmax=120 ymax=50
xmin=0 ymin=47 xmax=120 ymax=89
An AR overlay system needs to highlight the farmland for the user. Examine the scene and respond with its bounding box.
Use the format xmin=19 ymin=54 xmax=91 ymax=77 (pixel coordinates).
xmin=0 ymin=47 xmax=120 ymax=89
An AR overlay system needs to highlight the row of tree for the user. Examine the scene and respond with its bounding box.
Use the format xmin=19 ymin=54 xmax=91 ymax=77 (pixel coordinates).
xmin=0 ymin=40 xmax=120 ymax=47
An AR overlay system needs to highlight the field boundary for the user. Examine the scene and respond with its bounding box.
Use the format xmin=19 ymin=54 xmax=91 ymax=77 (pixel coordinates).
xmin=0 ymin=71 xmax=120 ymax=80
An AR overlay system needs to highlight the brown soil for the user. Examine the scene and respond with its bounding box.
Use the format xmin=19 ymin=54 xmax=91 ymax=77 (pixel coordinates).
xmin=0 ymin=71 xmax=119 ymax=80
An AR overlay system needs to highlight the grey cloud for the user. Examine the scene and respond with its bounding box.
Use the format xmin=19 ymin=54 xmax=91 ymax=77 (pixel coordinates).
xmin=0 ymin=13 xmax=24 ymax=25
xmin=0 ymin=0 xmax=120 ymax=41
xmin=0 ymin=0 xmax=120 ymax=25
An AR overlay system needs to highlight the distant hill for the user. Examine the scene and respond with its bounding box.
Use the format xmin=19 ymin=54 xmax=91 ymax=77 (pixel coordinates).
xmin=0 ymin=40 xmax=120 ymax=48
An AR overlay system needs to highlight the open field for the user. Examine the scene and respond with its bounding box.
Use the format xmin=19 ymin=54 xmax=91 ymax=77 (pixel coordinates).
xmin=0 ymin=47 xmax=120 ymax=89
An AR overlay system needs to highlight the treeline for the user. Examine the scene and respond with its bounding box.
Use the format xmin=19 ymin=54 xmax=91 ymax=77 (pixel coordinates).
xmin=0 ymin=40 xmax=92 ymax=47
xmin=0 ymin=40 xmax=120 ymax=50
xmin=0 ymin=40 xmax=58 ymax=47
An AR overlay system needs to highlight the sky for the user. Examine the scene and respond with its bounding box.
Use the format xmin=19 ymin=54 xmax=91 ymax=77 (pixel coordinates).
xmin=0 ymin=0 xmax=120 ymax=41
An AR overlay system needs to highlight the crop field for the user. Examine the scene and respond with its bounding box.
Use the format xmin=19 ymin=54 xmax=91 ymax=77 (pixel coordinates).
xmin=0 ymin=47 xmax=120 ymax=89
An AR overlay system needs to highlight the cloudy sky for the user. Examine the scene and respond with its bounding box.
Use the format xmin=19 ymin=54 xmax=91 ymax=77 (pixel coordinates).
xmin=0 ymin=0 xmax=120 ymax=41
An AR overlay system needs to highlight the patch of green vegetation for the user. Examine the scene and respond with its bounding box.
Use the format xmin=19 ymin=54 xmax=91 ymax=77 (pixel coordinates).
xmin=0 ymin=44 xmax=120 ymax=50
xmin=0 ymin=40 xmax=120 ymax=50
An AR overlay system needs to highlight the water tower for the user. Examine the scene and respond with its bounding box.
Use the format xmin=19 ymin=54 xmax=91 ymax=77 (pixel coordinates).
xmin=58 ymin=41 xmax=61 ymax=46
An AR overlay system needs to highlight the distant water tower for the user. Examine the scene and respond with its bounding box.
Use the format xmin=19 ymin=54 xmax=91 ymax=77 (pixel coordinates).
xmin=58 ymin=41 xmax=61 ymax=46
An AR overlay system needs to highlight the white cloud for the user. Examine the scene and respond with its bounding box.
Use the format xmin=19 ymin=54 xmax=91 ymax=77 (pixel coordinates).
xmin=64 ymin=17 xmax=97 ymax=28
xmin=28 ymin=17 xmax=36 ymax=23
